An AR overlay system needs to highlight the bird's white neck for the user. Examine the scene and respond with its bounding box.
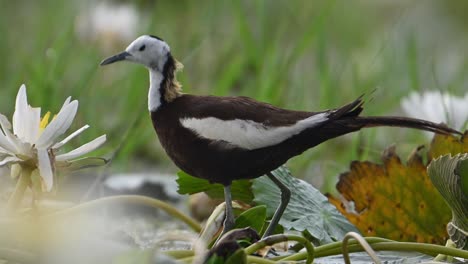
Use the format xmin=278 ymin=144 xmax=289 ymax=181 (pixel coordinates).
xmin=148 ymin=69 xmax=164 ymax=112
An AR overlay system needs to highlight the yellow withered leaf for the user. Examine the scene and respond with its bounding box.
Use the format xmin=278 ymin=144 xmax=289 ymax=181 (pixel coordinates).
xmin=429 ymin=131 xmax=468 ymax=159
xmin=329 ymin=132 xmax=468 ymax=244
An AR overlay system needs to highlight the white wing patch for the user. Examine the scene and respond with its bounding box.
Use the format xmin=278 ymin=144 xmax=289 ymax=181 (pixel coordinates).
xmin=180 ymin=113 xmax=328 ymax=150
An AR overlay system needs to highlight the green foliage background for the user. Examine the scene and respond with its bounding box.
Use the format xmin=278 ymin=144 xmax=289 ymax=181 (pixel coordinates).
xmin=1 ymin=0 xmax=467 ymax=190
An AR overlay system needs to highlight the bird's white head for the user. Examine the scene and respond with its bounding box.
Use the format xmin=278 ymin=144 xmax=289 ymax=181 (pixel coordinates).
xmin=101 ymin=35 xmax=183 ymax=112
xmin=100 ymin=35 xmax=170 ymax=71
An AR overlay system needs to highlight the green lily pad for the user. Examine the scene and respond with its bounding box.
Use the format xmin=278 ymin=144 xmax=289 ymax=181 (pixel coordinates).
xmin=252 ymin=166 xmax=359 ymax=244
xmin=234 ymin=205 xmax=267 ymax=233
xmin=456 ymin=158 xmax=468 ymax=197
xmin=176 ymin=171 xmax=253 ymax=203
xmin=428 ymin=153 xmax=468 ymax=249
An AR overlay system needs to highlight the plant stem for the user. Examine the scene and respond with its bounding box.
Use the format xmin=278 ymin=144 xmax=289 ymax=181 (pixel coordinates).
xmin=370 ymin=242 xmax=468 ymax=259
xmin=7 ymin=169 xmax=30 ymax=211
xmin=246 ymin=255 xmax=277 ymax=264
xmin=278 ymin=237 xmax=389 ymax=261
xmin=43 ymin=195 xmax=202 ymax=232
xmin=342 ymin=232 xmax=381 ymax=264
xmin=169 ymin=251 xmax=278 ymax=264
xmin=245 ymin=234 xmax=314 ymax=264
xmin=176 ymin=256 xmax=193 ymax=263
xmin=162 ymin=249 xmax=194 ymax=259
xmin=279 ymin=239 xmax=468 ymax=261
xmin=175 ymin=253 xmax=279 ymax=264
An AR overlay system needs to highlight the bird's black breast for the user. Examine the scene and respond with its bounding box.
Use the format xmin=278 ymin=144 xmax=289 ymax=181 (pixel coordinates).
xmin=150 ymin=95 xmax=246 ymax=185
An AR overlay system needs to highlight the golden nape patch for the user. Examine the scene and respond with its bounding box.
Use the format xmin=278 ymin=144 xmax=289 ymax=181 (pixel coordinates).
xmin=163 ymin=59 xmax=184 ymax=102
xmin=328 ymin=132 xmax=468 ymax=245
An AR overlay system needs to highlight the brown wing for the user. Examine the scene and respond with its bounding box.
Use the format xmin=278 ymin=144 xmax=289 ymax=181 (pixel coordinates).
xmin=177 ymin=94 xmax=363 ymax=126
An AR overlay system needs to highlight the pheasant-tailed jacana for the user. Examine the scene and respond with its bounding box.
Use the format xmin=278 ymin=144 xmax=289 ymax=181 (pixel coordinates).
xmin=100 ymin=35 xmax=460 ymax=238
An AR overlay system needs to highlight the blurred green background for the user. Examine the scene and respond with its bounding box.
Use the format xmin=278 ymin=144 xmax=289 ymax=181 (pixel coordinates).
xmin=1 ymin=0 xmax=467 ymax=191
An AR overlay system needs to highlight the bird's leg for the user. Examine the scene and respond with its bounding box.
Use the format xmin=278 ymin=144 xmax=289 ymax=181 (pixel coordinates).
xmin=221 ymin=184 xmax=235 ymax=236
xmin=262 ymin=172 xmax=291 ymax=238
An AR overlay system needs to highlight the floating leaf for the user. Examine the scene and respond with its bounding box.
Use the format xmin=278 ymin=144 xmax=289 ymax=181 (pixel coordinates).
xmin=176 ymin=171 xmax=253 ymax=203
xmin=234 ymin=205 xmax=267 ymax=233
xmin=253 ymin=166 xmax=359 ymax=244
xmin=329 ymin=132 xmax=468 ymax=244
xmin=429 ymin=132 xmax=468 ymax=160
xmin=428 ymin=153 xmax=468 ymax=249
xmin=457 ymin=158 xmax=468 ymax=197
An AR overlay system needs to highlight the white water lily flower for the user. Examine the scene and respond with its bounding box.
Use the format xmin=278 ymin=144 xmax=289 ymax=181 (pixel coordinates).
xmin=75 ymin=1 xmax=141 ymax=51
xmin=0 ymin=85 xmax=106 ymax=192
xmin=401 ymin=91 xmax=468 ymax=136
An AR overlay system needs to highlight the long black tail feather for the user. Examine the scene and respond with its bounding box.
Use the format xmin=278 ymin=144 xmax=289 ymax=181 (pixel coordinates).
xmin=355 ymin=116 xmax=462 ymax=135
xmin=328 ymin=97 xmax=462 ymax=136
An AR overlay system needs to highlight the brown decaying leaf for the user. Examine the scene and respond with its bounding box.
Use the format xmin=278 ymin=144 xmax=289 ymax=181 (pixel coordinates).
xmin=329 ymin=132 xmax=468 ymax=244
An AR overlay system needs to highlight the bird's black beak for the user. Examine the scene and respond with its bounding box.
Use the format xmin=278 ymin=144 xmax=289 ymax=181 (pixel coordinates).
xmin=100 ymin=51 xmax=131 ymax=66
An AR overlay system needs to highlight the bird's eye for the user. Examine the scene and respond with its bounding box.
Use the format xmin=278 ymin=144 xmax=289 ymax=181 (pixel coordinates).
xmin=139 ymin=45 xmax=146 ymax=51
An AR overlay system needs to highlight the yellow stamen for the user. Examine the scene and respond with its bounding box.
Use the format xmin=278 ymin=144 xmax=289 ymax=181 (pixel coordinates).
xmin=40 ymin=112 xmax=51 ymax=130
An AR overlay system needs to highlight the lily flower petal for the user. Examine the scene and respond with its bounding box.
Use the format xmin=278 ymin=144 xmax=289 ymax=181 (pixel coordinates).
xmin=0 ymin=146 xmax=9 ymax=154
xmin=60 ymin=96 xmax=72 ymax=112
xmin=0 ymin=114 xmax=12 ymax=130
xmin=52 ymin=125 xmax=90 ymax=150
xmin=37 ymin=148 xmax=54 ymax=191
xmin=12 ymin=85 xmax=42 ymax=143
xmin=0 ymin=156 xmax=22 ymax=166
xmin=35 ymin=101 xmax=78 ymax=148
xmin=56 ymin=135 xmax=106 ymax=161
xmin=0 ymin=130 xmax=16 ymax=154
xmin=0 ymin=146 xmax=15 ymax=157
xmin=23 ymin=107 xmax=41 ymax=143
xmin=401 ymin=91 xmax=468 ymax=131
xmin=0 ymin=115 xmax=16 ymax=153
xmin=443 ymin=94 xmax=468 ymax=130
xmin=12 ymin=85 xmax=28 ymax=139
xmin=12 ymin=86 xmax=42 ymax=144
xmin=0 ymin=114 xmax=28 ymax=154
